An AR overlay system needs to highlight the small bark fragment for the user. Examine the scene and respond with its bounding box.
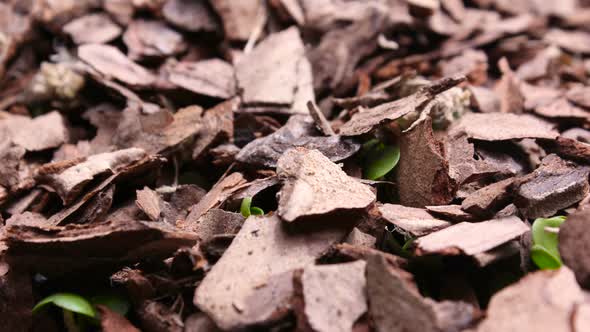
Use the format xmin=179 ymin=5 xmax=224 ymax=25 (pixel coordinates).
xmin=559 ymin=209 xmax=590 ymax=289
xmin=461 ymin=178 xmax=515 ymax=218
xmin=63 ymin=13 xmax=121 ymax=44
xmin=168 ymin=60 xmax=235 ymax=99
xmin=451 ymin=112 xmax=558 ymax=141
xmin=379 ymin=204 xmax=452 ymax=237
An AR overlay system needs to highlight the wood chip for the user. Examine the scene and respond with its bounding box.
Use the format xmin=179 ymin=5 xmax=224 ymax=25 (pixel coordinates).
xmin=123 ymin=19 xmax=186 ymax=61
xmin=4 ymin=219 xmax=197 ymax=276
xmin=300 ymin=261 xmax=367 ymax=332
xmin=194 ymin=214 xmax=349 ymax=330
xmin=514 ymin=154 xmax=590 ymax=219
xmin=235 ymin=27 xmax=305 ymax=106
xmin=63 ymin=13 xmax=122 ymax=44
xmin=338 ymin=76 xmax=465 ymax=136
xmin=209 ymin=0 xmax=263 ymax=41
xmin=461 ymin=178 xmax=515 ymax=218
xmin=97 ymin=305 xmax=141 ymax=332
xmin=162 ymin=0 xmax=220 ymax=32
xmin=398 ymin=117 xmax=456 ymax=207
xmin=168 ymin=60 xmax=235 ymax=99
xmin=414 ymin=216 xmax=529 ymax=256
xmin=184 ymin=173 xmax=246 ymax=223
xmin=559 ymin=209 xmax=590 ymax=288
xmin=451 ymin=112 xmax=558 ymax=141
xmin=78 ymin=44 xmax=156 ymax=87
xmin=473 ymin=268 xmax=589 ymax=332
xmin=367 ymin=254 xmax=476 ymax=332
xmin=38 ymin=148 xmax=146 ymax=204
xmin=136 ymin=187 xmax=161 ymax=221
xmin=425 ymin=204 xmax=478 ymax=222
xmin=236 ymin=115 xmax=360 ymax=168
xmin=545 ymin=29 xmax=590 ymax=54
xmin=1 ymin=111 xmax=67 ymax=152
xmin=276 ymin=148 xmax=375 ymax=222
xmin=379 ymin=204 xmax=452 ymax=237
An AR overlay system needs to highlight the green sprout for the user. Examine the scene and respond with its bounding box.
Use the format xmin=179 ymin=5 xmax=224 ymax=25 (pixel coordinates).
xmin=33 ymin=292 xmax=130 ymax=332
xmin=240 ymin=197 xmax=264 ymax=218
xmin=531 ymin=216 xmax=566 ymax=270
xmin=33 ymin=293 xmax=96 ymax=332
xmin=362 ymin=139 xmax=400 ymax=180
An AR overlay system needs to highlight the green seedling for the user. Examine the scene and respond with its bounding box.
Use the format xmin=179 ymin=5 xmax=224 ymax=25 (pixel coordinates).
xmin=531 ymin=216 xmax=566 ymax=270
xmin=362 ymin=139 xmax=400 ymax=180
xmin=240 ymin=197 xmax=264 ymax=218
xmin=33 ymin=293 xmax=96 ymax=332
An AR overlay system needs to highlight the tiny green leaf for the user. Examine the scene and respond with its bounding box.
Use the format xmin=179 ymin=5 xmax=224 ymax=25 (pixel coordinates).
xmin=250 ymin=207 xmax=264 ymax=215
xmin=364 ymin=143 xmax=400 ymax=180
xmin=531 ymin=244 xmax=562 ymax=270
xmin=33 ymin=293 xmax=96 ymax=318
xmin=241 ymin=197 xmax=253 ymax=218
xmin=530 ymin=216 xmax=566 ymax=270
xmin=91 ymin=293 xmax=130 ymax=316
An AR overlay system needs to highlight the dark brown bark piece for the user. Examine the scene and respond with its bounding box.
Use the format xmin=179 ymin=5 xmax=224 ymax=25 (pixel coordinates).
xmin=236 ymin=27 xmax=305 ymax=107
xmin=4 ymin=219 xmax=197 ymax=276
xmin=307 ymin=101 xmax=335 ymax=136
xmin=78 ymin=44 xmax=156 ymax=87
xmin=38 ymin=148 xmax=146 ymax=204
xmin=378 ymin=204 xmax=451 ymax=237
xmin=452 ymin=112 xmax=558 ymax=141
xmin=168 ymin=60 xmax=235 ymax=99
xmin=425 ymin=204 xmax=478 ymax=222
xmin=300 ymin=261 xmax=367 ymax=332
xmin=338 ymin=76 xmax=465 ymax=136
xmin=414 ymin=216 xmax=529 ymax=256
xmin=192 ymin=98 xmax=236 ymax=160
xmin=276 ymin=148 xmax=375 ymax=222
xmin=559 ymin=209 xmax=590 ymax=289
xmin=461 ymin=178 xmax=515 ymax=218
xmin=0 ymin=262 xmax=33 ymax=332
xmin=136 ymin=300 xmax=183 ymax=332
xmin=514 ymin=154 xmax=590 ymax=219
xmin=209 ymin=0 xmax=262 ymax=41
xmin=440 ymin=49 xmax=488 ymax=84
xmin=63 ymin=13 xmax=122 ymax=45
xmin=162 ymin=0 xmax=220 ymax=32
xmin=473 ymin=268 xmax=588 ymax=332
xmin=367 ymin=254 xmax=476 ymax=332
xmin=123 ymin=19 xmax=186 ymax=61
xmin=545 ymin=29 xmax=590 ymax=54
xmin=194 ymin=214 xmax=349 ymax=330
xmin=236 ymin=115 xmax=360 ymax=168
xmin=540 ymin=136 xmax=590 ymax=163
xmin=398 ymin=117 xmax=456 ymax=207
xmin=97 ymin=305 xmax=141 ymax=332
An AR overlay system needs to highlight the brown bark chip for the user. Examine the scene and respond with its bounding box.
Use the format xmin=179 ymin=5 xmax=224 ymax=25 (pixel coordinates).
xmin=78 ymin=44 xmax=156 ymax=87
xmin=397 ymin=117 xmax=456 ymax=207
xmin=461 ymin=178 xmax=515 ymax=218
xmin=378 ymin=204 xmax=452 ymax=237
xmin=473 ymin=268 xmax=590 ymax=332
xmin=276 ymin=148 xmax=375 ymax=222
xmin=168 ymin=59 xmax=235 ymax=99
xmin=559 ymin=209 xmax=590 ymax=289
xmin=63 ymin=13 xmax=122 ymax=45
xmin=300 ymin=261 xmax=367 ymax=332
xmin=338 ymin=76 xmax=464 ymax=136
xmin=514 ymin=154 xmax=590 ymax=219
xmin=452 ymin=112 xmax=558 ymax=141
xmin=414 ymin=216 xmax=529 ymax=256
xmin=194 ymin=214 xmax=349 ymax=330
xmin=367 ymin=255 xmax=475 ymax=332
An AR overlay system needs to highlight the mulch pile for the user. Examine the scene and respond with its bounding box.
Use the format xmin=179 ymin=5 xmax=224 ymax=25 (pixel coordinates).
xmin=2 ymin=0 xmax=590 ymax=331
